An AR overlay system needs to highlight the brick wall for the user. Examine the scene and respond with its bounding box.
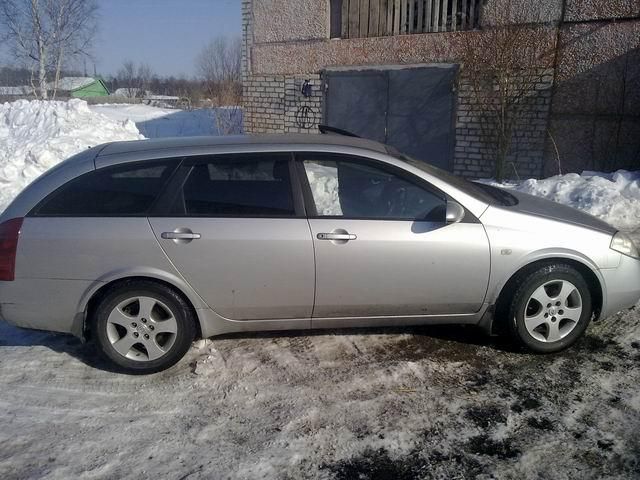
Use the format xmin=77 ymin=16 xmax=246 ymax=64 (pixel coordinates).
xmin=244 ymin=69 xmax=553 ymax=179
xmin=454 ymin=70 xmax=554 ymax=179
xmin=244 ymin=74 xmax=323 ymax=134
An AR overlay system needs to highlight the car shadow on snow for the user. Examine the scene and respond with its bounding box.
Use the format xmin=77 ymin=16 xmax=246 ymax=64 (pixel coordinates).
xmin=213 ymin=323 xmax=522 ymax=362
xmin=0 ymin=316 xmax=630 ymax=379
xmin=0 ymin=320 xmax=119 ymax=372
xmin=0 ymin=318 xmax=524 ymax=373
xmin=135 ymin=108 xmax=243 ymax=138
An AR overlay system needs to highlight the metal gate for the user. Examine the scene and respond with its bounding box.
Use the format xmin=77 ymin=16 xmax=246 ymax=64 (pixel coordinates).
xmin=323 ymin=65 xmax=458 ymax=170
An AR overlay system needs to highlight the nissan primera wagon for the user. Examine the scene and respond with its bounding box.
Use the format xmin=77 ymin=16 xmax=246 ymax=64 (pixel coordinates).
xmin=1 ymin=134 xmax=639 ymax=373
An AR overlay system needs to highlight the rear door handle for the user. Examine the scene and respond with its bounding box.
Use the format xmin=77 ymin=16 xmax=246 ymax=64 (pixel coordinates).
xmin=317 ymin=233 xmax=357 ymax=241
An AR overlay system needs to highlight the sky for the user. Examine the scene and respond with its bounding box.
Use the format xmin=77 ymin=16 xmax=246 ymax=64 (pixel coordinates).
xmin=93 ymin=0 xmax=241 ymax=78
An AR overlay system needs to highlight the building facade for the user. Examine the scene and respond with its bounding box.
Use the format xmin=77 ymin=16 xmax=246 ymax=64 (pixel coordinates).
xmin=242 ymin=0 xmax=639 ymax=178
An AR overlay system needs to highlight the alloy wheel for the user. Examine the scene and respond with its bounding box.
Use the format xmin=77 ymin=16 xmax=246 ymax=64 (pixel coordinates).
xmin=105 ymin=296 xmax=178 ymax=361
xmin=524 ymin=279 xmax=583 ymax=343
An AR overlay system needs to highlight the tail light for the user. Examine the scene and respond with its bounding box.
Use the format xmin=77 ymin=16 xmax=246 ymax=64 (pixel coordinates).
xmin=0 ymin=218 xmax=23 ymax=281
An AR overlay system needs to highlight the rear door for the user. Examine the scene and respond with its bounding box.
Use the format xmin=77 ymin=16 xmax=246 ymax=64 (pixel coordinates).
xmin=149 ymin=153 xmax=315 ymax=321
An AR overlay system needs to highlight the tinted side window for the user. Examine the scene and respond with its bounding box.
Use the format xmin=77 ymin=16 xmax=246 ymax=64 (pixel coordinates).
xmin=34 ymin=160 xmax=178 ymax=216
xmin=172 ymin=154 xmax=295 ymax=217
xmin=302 ymin=157 xmax=446 ymax=221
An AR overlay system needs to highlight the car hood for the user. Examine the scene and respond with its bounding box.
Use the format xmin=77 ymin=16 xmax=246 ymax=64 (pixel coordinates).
xmin=503 ymin=189 xmax=616 ymax=235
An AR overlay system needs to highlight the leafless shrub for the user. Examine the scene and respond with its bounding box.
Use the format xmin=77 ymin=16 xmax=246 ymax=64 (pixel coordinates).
xmin=196 ymin=36 xmax=242 ymax=135
xmin=460 ymin=0 xmax=557 ymax=181
xmin=116 ymin=61 xmax=154 ymax=99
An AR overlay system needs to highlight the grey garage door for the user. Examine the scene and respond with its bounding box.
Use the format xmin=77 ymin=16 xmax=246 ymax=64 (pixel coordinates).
xmin=324 ymin=65 xmax=458 ymax=170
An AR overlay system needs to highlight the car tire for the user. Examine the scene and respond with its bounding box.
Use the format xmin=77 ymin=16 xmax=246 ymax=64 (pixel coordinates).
xmin=92 ymin=280 xmax=197 ymax=374
xmin=508 ymin=263 xmax=592 ymax=353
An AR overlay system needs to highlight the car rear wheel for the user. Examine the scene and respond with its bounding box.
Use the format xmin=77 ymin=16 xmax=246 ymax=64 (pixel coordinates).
xmin=93 ymin=280 xmax=196 ymax=374
xmin=508 ymin=264 xmax=592 ymax=353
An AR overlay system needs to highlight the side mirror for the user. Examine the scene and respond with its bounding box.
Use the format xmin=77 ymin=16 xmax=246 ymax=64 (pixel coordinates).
xmin=446 ymin=201 xmax=465 ymax=224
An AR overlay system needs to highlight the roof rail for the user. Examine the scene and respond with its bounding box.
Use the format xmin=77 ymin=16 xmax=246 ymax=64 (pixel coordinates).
xmin=317 ymin=124 xmax=360 ymax=138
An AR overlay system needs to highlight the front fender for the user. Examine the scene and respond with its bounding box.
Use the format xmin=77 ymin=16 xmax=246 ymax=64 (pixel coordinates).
xmin=486 ymin=248 xmax=607 ymax=310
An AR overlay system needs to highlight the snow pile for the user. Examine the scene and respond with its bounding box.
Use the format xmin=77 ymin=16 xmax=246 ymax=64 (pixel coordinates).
xmin=486 ymin=170 xmax=640 ymax=232
xmin=0 ymin=99 xmax=143 ymax=212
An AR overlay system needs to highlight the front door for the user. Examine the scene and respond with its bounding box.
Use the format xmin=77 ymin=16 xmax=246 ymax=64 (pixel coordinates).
xmin=299 ymin=153 xmax=490 ymax=318
xmin=149 ymin=153 xmax=315 ymax=321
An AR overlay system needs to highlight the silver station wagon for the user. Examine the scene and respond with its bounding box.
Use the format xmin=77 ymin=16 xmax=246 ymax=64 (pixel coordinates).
xmin=1 ymin=133 xmax=639 ymax=373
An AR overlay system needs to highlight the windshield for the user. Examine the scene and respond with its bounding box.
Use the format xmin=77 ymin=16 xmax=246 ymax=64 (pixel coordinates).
xmin=390 ymin=149 xmax=518 ymax=206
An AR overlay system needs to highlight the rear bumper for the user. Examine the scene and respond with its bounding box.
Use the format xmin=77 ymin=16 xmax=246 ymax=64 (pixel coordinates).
xmin=600 ymin=254 xmax=640 ymax=318
xmin=0 ymin=278 xmax=92 ymax=337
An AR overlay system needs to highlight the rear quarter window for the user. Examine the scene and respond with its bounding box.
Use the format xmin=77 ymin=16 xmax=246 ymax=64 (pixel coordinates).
xmin=32 ymin=159 xmax=179 ymax=216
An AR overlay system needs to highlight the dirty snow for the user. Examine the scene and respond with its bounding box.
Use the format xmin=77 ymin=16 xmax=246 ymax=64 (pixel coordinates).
xmin=0 ymin=310 xmax=638 ymax=479
xmin=0 ymin=99 xmax=143 ymax=212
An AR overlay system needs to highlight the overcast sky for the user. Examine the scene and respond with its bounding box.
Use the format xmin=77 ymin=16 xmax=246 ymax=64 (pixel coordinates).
xmin=93 ymin=0 xmax=241 ymax=78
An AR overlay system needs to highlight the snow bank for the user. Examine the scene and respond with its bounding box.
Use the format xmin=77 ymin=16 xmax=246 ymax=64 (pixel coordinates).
xmin=485 ymin=171 xmax=640 ymax=232
xmin=0 ymin=99 xmax=143 ymax=212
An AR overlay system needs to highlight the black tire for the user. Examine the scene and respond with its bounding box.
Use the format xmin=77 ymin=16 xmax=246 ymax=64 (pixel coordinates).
xmin=508 ymin=263 xmax=592 ymax=353
xmin=92 ymin=280 xmax=196 ymax=374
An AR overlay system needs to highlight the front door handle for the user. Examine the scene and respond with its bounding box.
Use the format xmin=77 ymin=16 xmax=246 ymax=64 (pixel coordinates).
xmin=161 ymin=232 xmax=201 ymax=240
xmin=317 ymin=232 xmax=357 ymax=241
xmin=161 ymin=228 xmax=201 ymax=244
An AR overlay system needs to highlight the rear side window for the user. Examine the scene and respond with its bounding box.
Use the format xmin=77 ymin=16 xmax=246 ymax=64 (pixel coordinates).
xmin=33 ymin=159 xmax=178 ymax=216
xmin=171 ymin=154 xmax=295 ymax=217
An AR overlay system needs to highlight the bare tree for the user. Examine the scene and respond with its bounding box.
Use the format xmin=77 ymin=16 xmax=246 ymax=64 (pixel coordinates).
xmin=0 ymin=0 xmax=97 ymax=99
xmin=196 ymin=36 xmax=242 ymax=135
xmin=116 ymin=60 xmax=153 ymax=98
xmin=459 ymin=0 xmax=557 ymax=181
xmin=49 ymin=0 xmax=99 ymax=98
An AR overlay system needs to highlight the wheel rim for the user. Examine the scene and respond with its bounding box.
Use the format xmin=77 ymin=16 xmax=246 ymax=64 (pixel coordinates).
xmin=106 ymin=296 xmax=178 ymax=362
xmin=524 ymin=279 xmax=583 ymax=343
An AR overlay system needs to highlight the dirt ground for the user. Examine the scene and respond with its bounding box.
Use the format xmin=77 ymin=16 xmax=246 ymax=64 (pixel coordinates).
xmin=0 ymin=306 xmax=639 ymax=480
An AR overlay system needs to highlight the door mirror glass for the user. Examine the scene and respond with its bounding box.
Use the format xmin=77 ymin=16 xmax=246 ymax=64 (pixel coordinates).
xmin=446 ymin=201 xmax=465 ymax=223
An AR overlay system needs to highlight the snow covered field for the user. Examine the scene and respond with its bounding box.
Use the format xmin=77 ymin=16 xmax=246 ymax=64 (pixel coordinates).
xmin=0 ymin=99 xmax=639 ymax=479
xmin=90 ymin=103 xmax=242 ymax=139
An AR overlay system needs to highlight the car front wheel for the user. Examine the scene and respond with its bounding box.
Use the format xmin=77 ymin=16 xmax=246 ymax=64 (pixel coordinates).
xmin=508 ymin=264 xmax=592 ymax=353
xmin=92 ymin=280 xmax=196 ymax=374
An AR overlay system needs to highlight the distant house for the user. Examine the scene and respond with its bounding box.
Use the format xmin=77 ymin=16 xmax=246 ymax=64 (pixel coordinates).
xmin=113 ymin=87 xmax=151 ymax=99
xmin=52 ymin=77 xmax=110 ymax=97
